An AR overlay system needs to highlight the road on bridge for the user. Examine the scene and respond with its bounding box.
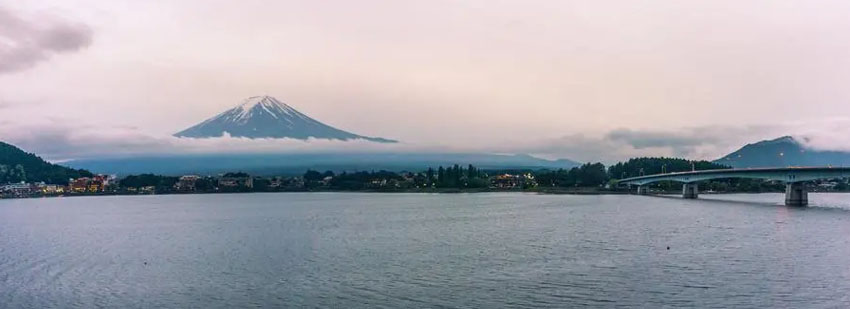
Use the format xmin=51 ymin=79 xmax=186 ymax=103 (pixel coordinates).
xmin=616 ymin=167 xmax=850 ymax=206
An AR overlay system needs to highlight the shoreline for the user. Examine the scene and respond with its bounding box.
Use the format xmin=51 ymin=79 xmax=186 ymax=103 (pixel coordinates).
xmin=3 ymin=187 xmax=846 ymax=201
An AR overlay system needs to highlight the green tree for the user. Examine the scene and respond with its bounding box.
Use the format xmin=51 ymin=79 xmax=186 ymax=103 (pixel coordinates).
xmin=0 ymin=142 xmax=92 ymax=184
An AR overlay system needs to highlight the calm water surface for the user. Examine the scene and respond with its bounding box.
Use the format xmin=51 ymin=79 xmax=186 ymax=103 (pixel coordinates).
xmin=3 ymin=192 xmax=850 ymax=308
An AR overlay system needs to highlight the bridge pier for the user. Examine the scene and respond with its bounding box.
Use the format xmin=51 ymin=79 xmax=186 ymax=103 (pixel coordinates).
xmin=682 ymin=183 xmax=698 ymax=199
xmin=619 ymin=167 xmax=850 ymax=206
xmin=785 ymin=183 xmax=808 ymax=206
xmin=636 ymin=186 xmax=648 ymax=195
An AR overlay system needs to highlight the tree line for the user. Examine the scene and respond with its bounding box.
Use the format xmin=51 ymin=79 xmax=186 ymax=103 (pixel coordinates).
xmin=42 ymin=157 xmax=850 ymax=194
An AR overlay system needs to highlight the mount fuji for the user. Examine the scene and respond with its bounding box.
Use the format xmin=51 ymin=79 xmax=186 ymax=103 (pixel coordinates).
xmin=174 ymin=96 xmax=396 ymax=142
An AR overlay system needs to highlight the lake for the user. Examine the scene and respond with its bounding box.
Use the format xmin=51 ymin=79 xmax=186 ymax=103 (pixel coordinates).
xmin=2 ymin=192 xmax=850 ymax=308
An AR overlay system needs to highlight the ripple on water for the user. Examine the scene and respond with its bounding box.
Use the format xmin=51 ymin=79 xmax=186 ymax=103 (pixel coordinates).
xmin=2 ymin=193 xmax=850 ymax=307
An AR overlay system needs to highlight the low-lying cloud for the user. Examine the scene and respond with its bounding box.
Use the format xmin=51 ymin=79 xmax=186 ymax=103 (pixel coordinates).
xmin=0 ymin=6 xmax=92 ymax=74
xmin=605 ymin=129 xmax=718 ymax=150
xmin=502 ymin=121 xmax=850 ymax=164
xmin=4 ymin=116 xmax=850 ymax=165
xmin=788 ymin=118 xmax=850 ymax=153
xmin=0 ymin=119 xmax=435 ymax=161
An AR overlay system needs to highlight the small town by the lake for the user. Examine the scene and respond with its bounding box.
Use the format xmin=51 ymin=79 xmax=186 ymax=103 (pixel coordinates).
xmin=5 ymin=160 xmax=850 ymax=200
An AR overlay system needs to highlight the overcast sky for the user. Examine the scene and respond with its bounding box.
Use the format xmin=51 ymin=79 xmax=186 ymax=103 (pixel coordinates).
xmin=2 ymin=1 xmax=850 ymax=162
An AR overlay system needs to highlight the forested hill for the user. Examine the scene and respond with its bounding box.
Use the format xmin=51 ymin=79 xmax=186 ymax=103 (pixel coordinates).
xmin=716 ymin=136 xmax=850 ymax=168
xmin=0 ymin=142 xmax=93 ymax=184
xmin=607 ymin=157 xmax=729 ymax=179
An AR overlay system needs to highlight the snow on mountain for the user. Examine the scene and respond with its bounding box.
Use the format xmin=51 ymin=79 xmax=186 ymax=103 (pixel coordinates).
xmin=174 ymin=96 xmax=396 ymax=143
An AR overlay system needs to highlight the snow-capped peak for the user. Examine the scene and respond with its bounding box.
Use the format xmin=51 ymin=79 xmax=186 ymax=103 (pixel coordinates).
xmin=238 ymin=95 xmax=279 ymax=110
xmin=174 ymin=95 xmax=397 ymax=143
xmin=228 ymin=95 xmax=305 ymax=124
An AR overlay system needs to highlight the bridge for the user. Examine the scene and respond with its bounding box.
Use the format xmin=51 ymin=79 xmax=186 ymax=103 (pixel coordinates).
xmin=617 ymin=167 xmax=850 ymax=206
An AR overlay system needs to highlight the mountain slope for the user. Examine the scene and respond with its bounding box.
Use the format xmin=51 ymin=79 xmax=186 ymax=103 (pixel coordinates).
xmin=174 ymin=96 xmax=396 ymax=142
xmin=65 ymin=153 xmax=581 ymax=176
xmin=715 ymin=136 xmax=850 ymax=168
xmin=0 ymin=142 xmax=93 ymax=184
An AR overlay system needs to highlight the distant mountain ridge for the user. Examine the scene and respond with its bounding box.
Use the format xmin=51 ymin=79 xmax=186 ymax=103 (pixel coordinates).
xmin=65 ymin=153 xmax=581 ymax=176
xmin=716 ymin=136 xmax=850 ymax=168
xmin=0 ymin=142 xmax=92 ymax=184
xmin=175 ymin=96 xmax=396 ymax=142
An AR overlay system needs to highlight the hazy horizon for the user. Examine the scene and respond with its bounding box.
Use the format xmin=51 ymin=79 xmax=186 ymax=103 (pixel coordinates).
xmin=3 ymin=1 xmax=850 ymax=162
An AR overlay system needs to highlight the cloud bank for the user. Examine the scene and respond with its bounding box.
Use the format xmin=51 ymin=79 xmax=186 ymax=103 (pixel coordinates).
xmin=0 ymin=118 xmax=434 ymax=161
xmin=0 ymin=6 xmax=92 ymax=74
xmin=503 ymin=120 xmax=850 ymax=164
xmin=5 ymin=116 xmax=850 ymax=165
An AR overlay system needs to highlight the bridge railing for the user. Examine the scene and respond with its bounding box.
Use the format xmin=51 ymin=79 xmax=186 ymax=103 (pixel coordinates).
xmin=617 ymin=167 xmax=850 ymax=186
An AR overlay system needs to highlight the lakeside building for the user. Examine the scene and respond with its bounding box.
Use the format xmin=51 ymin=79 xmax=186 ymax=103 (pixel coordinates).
xmin=491 ymin=174 xmax=518 ymax=189
xmin=175 ymin=175 xmax=201 ymax=192
xmin=267 ymin=177 xmax=305 ymax=190
xmin=68 ymin=175 xmax=113 ymax=193
xmin=40 ymin=184 xmax=64 ymax=194
xmin=1 ymin=182 xmax=34 ymax=198
xmin=1 ymin=182 xmax=67 ymax=198
xmin=219 ymin=174 xmax=253 ymax=189
xmin=268 ymin=177 xmax=284 ymax=189
xmin=69 ymin=178 xmax=89 ymax=193
xmin=490 ymin=173 xmax=536 ymax=189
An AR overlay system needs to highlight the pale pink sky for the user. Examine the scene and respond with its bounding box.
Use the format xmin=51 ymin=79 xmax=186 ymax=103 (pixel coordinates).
xmin=2 ymin=1 xmax=850 ymax=162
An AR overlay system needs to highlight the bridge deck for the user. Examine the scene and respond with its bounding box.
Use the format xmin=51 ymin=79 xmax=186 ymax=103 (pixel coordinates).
xmin=618 ymin=166 xmax=850 ymax=185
